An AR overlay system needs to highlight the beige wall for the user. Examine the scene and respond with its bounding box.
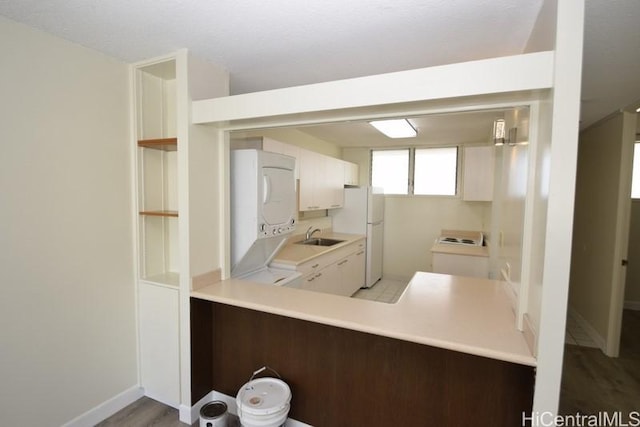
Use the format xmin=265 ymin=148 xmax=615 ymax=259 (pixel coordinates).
xmin=384 ymin=197 xmax=491 ymax=280
xmin=625 ymin=200 xmax=640 ymax=304
xmin=0 ymin=17 xmax=136 ymax=426
xmin=569 ymin=112 xmax=634 ymax=346
xmin=490 ymin=108 xmax=530 ymax=289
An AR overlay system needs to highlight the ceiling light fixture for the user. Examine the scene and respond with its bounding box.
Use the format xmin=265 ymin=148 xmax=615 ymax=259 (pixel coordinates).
xmin=369 ymin=119 xmax=417 ymax=138
xmin=636 ymin=106 xmax=640 ymax=113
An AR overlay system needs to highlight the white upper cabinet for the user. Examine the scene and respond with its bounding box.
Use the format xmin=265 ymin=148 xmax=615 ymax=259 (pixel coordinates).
xmin=343 ymin=160 xmax=359 ymax=186
xmin=462 ymin=146 xmax=494 ymax=202
xmin=299 ymin=149 xmax=344 ymax=211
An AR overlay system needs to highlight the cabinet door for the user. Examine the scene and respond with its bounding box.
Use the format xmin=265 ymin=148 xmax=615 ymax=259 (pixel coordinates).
xmin=138 ymin=282 xmax=180 ymax=407
xmin=343 ymin=161 xmax=359 ymax=186
xmin=351 ymin=248 xmax=366 ymax=292
xmin=315 ymin=262 xmax=340 ymax=294
xmin=463 ymin=146 xmax=494 ymax=201
xmin=327 ymin=157 xmax=344 ymax=209
xmin=298 ymin=149 xmax=320 ymax=210
xmin=299 ymin=150 xmax=345 ymax=211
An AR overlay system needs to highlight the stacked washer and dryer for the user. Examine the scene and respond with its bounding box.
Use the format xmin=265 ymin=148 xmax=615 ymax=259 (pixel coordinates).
xmin=230 ymin=149 xmax=302 ymax=287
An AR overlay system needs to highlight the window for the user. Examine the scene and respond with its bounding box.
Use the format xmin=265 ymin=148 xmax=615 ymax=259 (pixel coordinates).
xmin=633 ymin=142 xmax=640 ymax=198
xmin=414 ymin=147 xmax=458 ymax=195
xmin=371 ymin=149 xmax=409 ymax=194
xmin=371 ymin=147 xmax=458 ymax=196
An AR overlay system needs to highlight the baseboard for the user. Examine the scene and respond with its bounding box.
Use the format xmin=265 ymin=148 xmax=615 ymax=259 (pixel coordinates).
xmin=62 ymin=385 xmax=144 ymax=427
xmin=179 ymin=391 xmax=214 ymax=424
xmin=181 ymin=390 xmax=311 ymax=427
xmin=567 ymin=307 xmax=606 ymax=351
xmin=624 ymin=300 xmax=640 ymax=311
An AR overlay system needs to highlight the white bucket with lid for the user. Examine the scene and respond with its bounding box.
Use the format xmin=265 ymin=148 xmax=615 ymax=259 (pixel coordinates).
xmin=236 ymin=367 xmax=291 ymax=427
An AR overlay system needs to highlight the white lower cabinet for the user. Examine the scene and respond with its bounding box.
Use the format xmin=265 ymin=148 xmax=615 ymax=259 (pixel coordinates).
xmin=294 ymin=239 xmax=366 ymax=296
xmin=432 ymin=253 xmax=489 ymax=278
xmin=138 ymin=282 xmax=180 ymax=407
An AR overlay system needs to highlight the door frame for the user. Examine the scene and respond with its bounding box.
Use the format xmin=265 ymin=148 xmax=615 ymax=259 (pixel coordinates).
xmin=606 ymin=111 xmax=637 ymax=356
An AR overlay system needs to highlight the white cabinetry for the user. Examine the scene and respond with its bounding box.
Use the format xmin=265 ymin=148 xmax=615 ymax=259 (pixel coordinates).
xmin=292 ymin=239 xmax=365 ymax=296
xmin=299 ymin=150 xmax=344 ymax=211
xmin=138 ymin=282 xmax=180 ymax=406
xmin=432 ymin=252 xmax=489 ymax=278
xmin=343 ymin=161 xmax=359 ymax=186
xmin=463 ymin=146 xmax=494 ymax=201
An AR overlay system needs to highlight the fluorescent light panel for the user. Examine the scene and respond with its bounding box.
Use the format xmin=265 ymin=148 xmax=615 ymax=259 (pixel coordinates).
xmin=370 ymin=119 xmax=417 ymax=138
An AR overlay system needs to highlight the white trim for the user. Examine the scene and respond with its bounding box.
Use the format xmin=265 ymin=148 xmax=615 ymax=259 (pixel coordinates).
xmin=567 ymin=307 xmax=606 ymax=351
xmin=180 ymin=390 xmax=311 ymax=427
xmin=193 ymin=52 xmax=554 ymax=124
xmin=532 ymin=0 xmax=585 ymax=417
xmin=179 ymin=391 xmax=214 ymax=424
xmin=606 ymin=111 xmax=637 ymax=357
xmin=624 ymin=300 xmax=640 ymax=311
xmin=62 ymin=386 xmax=144 ymax=427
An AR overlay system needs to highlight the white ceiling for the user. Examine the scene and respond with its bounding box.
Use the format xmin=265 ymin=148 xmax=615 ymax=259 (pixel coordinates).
xmin=1 ymin=0 xmax=638 ymax=136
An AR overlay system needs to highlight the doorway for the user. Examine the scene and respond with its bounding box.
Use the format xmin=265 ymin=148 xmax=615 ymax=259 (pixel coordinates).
xmin=560 ymin=111 xmax=640 ymax=414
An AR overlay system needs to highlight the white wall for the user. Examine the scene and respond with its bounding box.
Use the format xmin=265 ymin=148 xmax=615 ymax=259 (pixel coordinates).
xmin=0 ymin=16 xmax=136 ymax=426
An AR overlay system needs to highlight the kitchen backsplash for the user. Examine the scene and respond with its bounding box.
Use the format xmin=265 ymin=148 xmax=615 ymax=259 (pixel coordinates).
xmin=292 ymin=216 xmax=333 ymax=239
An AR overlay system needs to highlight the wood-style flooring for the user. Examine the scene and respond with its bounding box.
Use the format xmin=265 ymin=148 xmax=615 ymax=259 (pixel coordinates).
xmin=96 ymin=397 xmax=242 ymax=427
xmin=559 ymin=309 xmax=640 ymax=414
xmin=96 ymin=397 xmax=194 ymax=427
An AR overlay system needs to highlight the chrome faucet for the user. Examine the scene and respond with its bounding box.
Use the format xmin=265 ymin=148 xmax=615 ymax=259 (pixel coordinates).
xmin=305 ymin=226 xmax=321 ymax=240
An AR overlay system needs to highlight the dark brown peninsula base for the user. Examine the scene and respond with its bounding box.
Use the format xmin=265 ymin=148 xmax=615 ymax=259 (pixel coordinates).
xmin=191 ymin=298 xmax=534 ymax=427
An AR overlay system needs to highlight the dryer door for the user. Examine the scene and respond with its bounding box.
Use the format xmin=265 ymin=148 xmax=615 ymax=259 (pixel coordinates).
xmin=261 ymin=166 xmax=295 ymax=226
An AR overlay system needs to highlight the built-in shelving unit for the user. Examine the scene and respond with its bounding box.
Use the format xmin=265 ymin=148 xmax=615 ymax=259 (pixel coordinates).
xmin=135 ymin=60 xmax=180 ymax=287
xmin=132 ymin=50 xmax=229 ymax=419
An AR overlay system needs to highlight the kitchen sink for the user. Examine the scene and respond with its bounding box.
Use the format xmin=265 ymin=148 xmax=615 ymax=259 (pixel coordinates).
xmin=296 ymin=238 xmax=345 ymax=247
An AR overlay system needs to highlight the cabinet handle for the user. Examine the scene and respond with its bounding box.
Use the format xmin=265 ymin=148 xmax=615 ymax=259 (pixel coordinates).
xmin=356 ymin=251 xmax=365 ymax=255
xmin=331 ymin=204 xmax=341 ymax=207
xmin=311 ymin=263 xmax=319 ymax=269
xmin=306 ymin=276 xmax=315 ymax=282
xmin=315 ymin=273 xmax=322 ymax=278
xmin=338 ymin=260 xmax=348 ymax=266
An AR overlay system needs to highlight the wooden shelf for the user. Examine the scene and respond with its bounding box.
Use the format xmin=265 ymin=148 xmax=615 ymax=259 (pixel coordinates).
xmin=138 ymin=137 xmax=177 ymax=151
xmin=139 ymin=210 xmax=179 ymax=217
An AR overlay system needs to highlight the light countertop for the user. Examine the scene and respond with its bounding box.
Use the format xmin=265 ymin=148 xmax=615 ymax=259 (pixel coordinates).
xmin=191 ymin=271 xmax=535 ymax=367
xmin=270 ymin=232 xmax=366 ymax=267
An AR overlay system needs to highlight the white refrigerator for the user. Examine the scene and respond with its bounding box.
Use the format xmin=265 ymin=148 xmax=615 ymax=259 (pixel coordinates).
xmin=331 ymin=187 xmax=384 ymax=288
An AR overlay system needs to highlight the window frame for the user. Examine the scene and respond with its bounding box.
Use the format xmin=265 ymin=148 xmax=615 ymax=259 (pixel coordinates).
xmin=370 ymin=145 xmax=461 ymax=197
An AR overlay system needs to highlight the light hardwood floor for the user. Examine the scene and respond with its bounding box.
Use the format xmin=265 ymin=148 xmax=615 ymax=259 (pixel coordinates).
xmin=559 ymin=309 xmax=640 ymax=415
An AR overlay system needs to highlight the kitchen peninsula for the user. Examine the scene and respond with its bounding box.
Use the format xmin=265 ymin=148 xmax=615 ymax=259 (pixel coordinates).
xmin=190 ymin=271 xmax=535 ymax=426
